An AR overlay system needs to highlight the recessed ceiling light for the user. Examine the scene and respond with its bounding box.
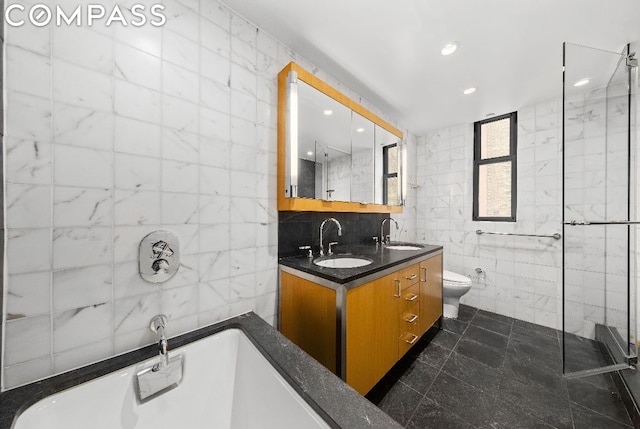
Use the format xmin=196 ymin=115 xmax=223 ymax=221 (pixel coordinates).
xmin=486 ymin=112 xmax=495 ymax=117
xmin=356 ymin=127 xmax=365 ymax=133
xmin=307 ymin=151 xmax=313 ymax=156
xmin=323 ymin=109 xmax=333 ymax=115
xmin=574 ymin=78 xmax=590 ymax=87
xmin=441 ymin=42 xmax=459 ymax=56
xmin=463 ymin=87 xmax=477 ymax=95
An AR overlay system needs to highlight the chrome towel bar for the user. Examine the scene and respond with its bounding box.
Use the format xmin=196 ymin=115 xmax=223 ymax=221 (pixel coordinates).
xmin=564 ymin=220 xmax=640 ymax=226
xmin=476 ymin=230 xmax=562 ymax=240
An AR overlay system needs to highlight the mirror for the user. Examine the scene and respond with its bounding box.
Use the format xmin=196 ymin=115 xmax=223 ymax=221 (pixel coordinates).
xmin=280 ymin=62 xmax=404 ymax=210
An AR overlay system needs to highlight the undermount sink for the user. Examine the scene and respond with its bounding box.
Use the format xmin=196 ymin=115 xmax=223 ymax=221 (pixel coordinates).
xmin=313 ymin=256 xmax=373 ymax=269
xmin=385 ymin=245 xmax=423 ymax=251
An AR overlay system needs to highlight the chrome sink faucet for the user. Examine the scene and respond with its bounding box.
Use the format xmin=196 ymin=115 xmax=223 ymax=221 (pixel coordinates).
xmin=319 ymin=218 xmax=342 ymax=256
xmin=380 ymin=217 xmax=399 ymax=244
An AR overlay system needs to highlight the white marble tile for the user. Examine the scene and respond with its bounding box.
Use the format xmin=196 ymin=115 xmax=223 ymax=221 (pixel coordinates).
xmin=231 ymin=37 xmax=257 ymax=72
xmin=200 ymin=165 xmax=230 ymax=196
xmin=114 ymin=260 xmax=160 ymax=300
xmin=162 ymin=29 xmax=199 ymax=72
xmin=53 ymin=303 xmax=112 ymax=353
xmin=199 ymin=250 xmax=230 ymax=282
xmin=230 ymin=143 xmax=259 ymax=175
xmin=115 ymin=153 xmax=161 ymax=191
xmin=54 ymin=145 xmax=113 ymax=188
xmin=53 ymin=339 xmax=113 ymax=374
xmin=255 ymin=267 xmax=277 ymax=294
xmin=6 ymin=92 xmax=52 ymax=141
xmin=53 ymin=103 xmax=114 ymax=150
xmin=7 ymin=228 xmax=52 ymax=274
xmin=5 ymin=315 xmax=52 ymax=366
xmin=231 ymin=14 xmax=256 ymax=47
xmin=230 ymin=171 xmax=256 ymax=198
xmin=115 ymin=116 xmax=162 ymax=157
xmin=230 ymin=197 xmax=257 ymax=223
xmin=163 ymin=255 xmax=199 ymax=289
xmin=161 ymin=160 xmax=199 ymax=193
xmin=53 ymin=60 xmax=112 ymax=112
xmin=114 ymin=18 xmax=163 ymax=57
xmin=229 ymin=273 xmax=256 ymax=302
xmin=255 ymin=292 xmax=277 ymax=320
xmin=199 ymin=137 xmax=230 ymax=168
xmin=3 ymin=356 xmax=53 ymax=390
xmin=200 ymin=77 xmax=230 ymax=113
xmin=54 ymin=187 xmax=111 ymax=228
xmin=230 ymin=63 xmax=257 ymax=96
xmin=161 ymin=284 xmax=198 ymax=320
xmin=6 ymin=184 xmax=51 ymax=228
xmin=200 ymin=107 xmax=231 ymax=140
xmin=114 ymin=225 xmax=161 ymax=262
xmin=200 ymin=0 xmax=231 ymax=30
xmin=200 ymin=18 xmax=231 ymax=61
xmin=230 ymin=89 xmax=257 ymax=122
xmin=53 ymin=26 xmax=113 ymax=74
xmin=5 ymin=138 xmax=52 ymax=185
xmin=114 ymin=293 xmax=161 ymax=334
xmin=115 ymin=42 xmax=162 ymax=91
xmin=114 ymin=190 xmax=161 ymax=226
xmin=163 ymin=0 xmax=200 ymax=42
xmin=53 ymin=265 xmax=112 ymax=313
xmin=6 ymin=46 xmax=51 ymax=98
xmin=256 ymin=29 xmax=278 ymax=59
xmin=115 ymin=79 xmax=161 ymax=124
xmin=52 ymin=227 xmax=112 ymax=270
xmin=230 ymin=248 xmax=256 ymax=276
xmin=198 ymin=280 xmax=229 ymax=311
xmin=5 ymin=22 xmax=51 ymax=56
xmin=162 ymin=96 xmax=199 ymax=134
xmin=161 ymin=192 xmax=199 ymax=224
xmin=199 ymin=224 xmax=230 ymax=252
xmin=6 ymin=272 xmax=51 ymax=318
xmin=231 ymin=116 xmax=257 ymax=148
xmin=256 ymin=76 xmax=276 ymax=104
xmin=163 ymin=62 xmax=199 ymax=103
xmin=199 ymin=195 xmax=230 ymax=224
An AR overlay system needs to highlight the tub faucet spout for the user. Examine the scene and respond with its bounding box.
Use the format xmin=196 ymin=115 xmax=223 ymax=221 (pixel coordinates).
xmin=150 ymin=315 xmax=169 ymax=367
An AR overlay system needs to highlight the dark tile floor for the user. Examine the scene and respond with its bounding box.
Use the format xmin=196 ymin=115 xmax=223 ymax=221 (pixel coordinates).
xmin=366 ymin=305 xmax=635 ymax=428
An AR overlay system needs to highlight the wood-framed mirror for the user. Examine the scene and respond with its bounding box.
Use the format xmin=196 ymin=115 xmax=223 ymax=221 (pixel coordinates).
xmin=277 ymin=62 xmax=404 ymax=213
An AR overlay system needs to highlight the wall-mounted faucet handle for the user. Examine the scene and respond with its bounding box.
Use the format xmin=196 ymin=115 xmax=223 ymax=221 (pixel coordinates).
xmin=298 ymin=245 xmax=313 ymax=258
xmin=328 ymin=242 xmax=338 ymax=255
xmin=152 ymin=259 xmax=169 ymax=273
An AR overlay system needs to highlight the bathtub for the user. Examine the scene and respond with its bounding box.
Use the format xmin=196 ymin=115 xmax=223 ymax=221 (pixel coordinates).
xmin=12 ymin=328 xmax=330 ymax=429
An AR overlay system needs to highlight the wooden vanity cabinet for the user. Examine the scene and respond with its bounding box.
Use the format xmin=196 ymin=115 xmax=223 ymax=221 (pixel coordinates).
xmin=279 ymin=252 xmax=443 ymax=396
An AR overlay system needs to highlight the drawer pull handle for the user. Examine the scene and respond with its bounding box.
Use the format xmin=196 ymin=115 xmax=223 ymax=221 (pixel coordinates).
xmin=394 ymin=279 xmax=401 ymax=298
xmin=404 ymin=314 xmax=418 ymax=323
xmin=405 ymin=294 xmax=418 ymax=302
xmin=404 ymin=334 xmax=419 ymax=345
xmin=421 ymin=267 xmax=427 ymax=282
xmin=406 ymin=274 xmax=417 ymax=280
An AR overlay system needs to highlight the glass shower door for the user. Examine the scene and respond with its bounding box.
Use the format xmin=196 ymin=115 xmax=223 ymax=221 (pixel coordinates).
xmin=562 ymin=42 xmax=637 ymax=376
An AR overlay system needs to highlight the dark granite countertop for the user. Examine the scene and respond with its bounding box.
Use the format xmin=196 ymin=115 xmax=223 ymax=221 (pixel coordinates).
xmin=0 ymin=312 xmax=401 ymax=429
xmin=279 ymin=242 xmax=443 ymax=285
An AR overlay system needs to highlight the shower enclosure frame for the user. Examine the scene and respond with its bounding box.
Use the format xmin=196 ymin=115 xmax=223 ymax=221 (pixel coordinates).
xmin=562 ymin=42 xmax=638 ymax=378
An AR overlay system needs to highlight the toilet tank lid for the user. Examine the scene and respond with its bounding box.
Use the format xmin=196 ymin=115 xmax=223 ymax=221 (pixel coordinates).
xmin=443 ymin=270 xmax=471 ymax=284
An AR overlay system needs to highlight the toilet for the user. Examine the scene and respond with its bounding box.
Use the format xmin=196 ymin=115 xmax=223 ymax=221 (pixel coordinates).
xmin=442 ymin=270 xmax=472 ymax=319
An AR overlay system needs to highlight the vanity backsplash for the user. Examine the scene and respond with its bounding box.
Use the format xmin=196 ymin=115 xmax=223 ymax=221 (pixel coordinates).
xmin=278 ymin=212 xmax=389 ymax=258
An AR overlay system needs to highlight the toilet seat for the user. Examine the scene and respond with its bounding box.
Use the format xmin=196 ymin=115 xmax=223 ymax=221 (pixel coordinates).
xmin=443 ymin=270 xmax=471 ymax=286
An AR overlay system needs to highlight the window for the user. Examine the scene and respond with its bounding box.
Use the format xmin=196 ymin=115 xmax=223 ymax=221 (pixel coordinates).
xmin=383 ymin=143 xmax=399 ymax=205
xmin=473 ymin=112 xmax=517 ymax=221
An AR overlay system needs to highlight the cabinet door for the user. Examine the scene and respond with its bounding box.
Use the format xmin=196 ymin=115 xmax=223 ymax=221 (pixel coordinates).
xmin=346 ymin=273 xmax=399 ymax=395
xmin=418 ymin=254 xmax=443 ymax=335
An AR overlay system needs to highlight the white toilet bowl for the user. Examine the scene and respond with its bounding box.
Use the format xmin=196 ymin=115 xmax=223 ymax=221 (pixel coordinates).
xmin=442 ymin=270 xmax=472 ymax=319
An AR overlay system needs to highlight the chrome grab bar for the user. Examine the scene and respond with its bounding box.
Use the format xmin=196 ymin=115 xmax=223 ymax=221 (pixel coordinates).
xmin=564 ymin=220 xmax=640 ymax=226
xmin=476 ymin=230 xmax=561 ymax=240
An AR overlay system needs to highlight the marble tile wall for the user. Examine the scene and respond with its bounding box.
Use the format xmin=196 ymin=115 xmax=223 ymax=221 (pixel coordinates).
xmin=1 ymin=0 xmax=406 ymax=390
xmin=416 ymin=100 xmax=564 ymax=331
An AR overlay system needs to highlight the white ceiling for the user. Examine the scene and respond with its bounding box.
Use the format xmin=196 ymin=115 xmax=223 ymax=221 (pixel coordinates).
xmin=221 ymin=0 xmax=640 ymax=135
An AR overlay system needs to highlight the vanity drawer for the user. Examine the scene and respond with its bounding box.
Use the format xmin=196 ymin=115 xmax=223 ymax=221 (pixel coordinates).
xmin=398 ymin=329 xmax=421 ymax=357
xmin=396 ymin=264 xmax=420 ymax=289
xmin=399 ymin=283 xmax=420 ymax=312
